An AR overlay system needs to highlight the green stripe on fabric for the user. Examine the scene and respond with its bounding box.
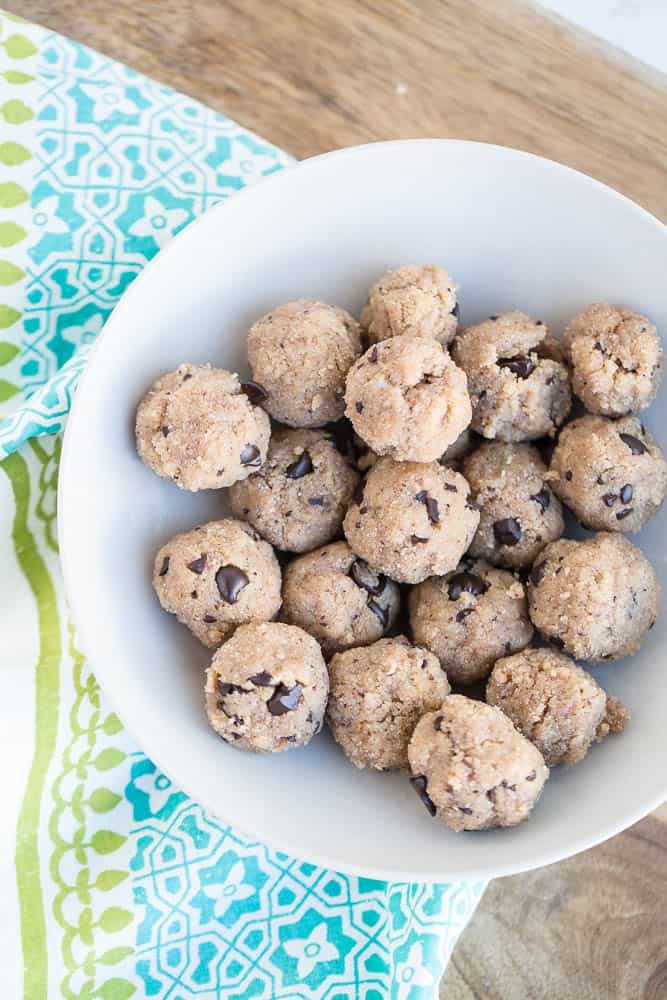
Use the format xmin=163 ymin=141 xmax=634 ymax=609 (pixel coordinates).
xmin=2 ymin=450 xmax=62 ymax=1000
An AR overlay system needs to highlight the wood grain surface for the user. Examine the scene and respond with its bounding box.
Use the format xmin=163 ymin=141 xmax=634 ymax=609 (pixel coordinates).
xmin=11 ymin=1 xmax=667 ymax=997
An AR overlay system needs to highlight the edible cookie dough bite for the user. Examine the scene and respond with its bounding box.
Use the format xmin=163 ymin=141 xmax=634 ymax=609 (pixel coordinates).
xmin=247 ymin=299 xmax=362 ymax=427
xmin=343 ymin=457 xmax=479 ymax=584
xmin=487 ymin=647 xmax=629 ymax=767
xmin=282 ymin=542 xmax=400 ymax=656
xmin=135 ymin=363 xmax=271 ymax=490
xmin=205 ymin=622 xmax=328 ymax=753
xmin=409 ymin=557 xmax=533 ymax=685
xmin=327 ymin=637 xmax=450 ymax=770
xmin=563 ymin=303 xmax=663 ymax=416
xmin=360 ymin=264 xmax=459 ymax=346
xmin=451 ymin=312 xmax=571 ymax=441
xmin=549 ymin=414 xmax=667 ymax=533
xmin=345 ymin=336 xmax=471 ymax=463
xmin=528 ymin=533 xmax=659 ymax=662
xmin=229 ymin=428 xmax=359 ymax=553
xmin=462 ymin=441 xmax=564 ymax=570
xmin=152 ymin=519 xmax=282 ymax=647
xmin=408 ymin=694 xmax=548 ymax=831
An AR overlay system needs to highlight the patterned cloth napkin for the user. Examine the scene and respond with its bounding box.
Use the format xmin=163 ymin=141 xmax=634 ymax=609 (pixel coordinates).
xmin=0 ymin=10 xmax=485 ymax=999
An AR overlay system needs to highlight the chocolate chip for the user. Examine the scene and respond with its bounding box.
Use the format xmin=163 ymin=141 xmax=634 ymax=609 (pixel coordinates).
xmin=415 ymin=490 xmax=440 ymax=524
xmin=215 ymin=565 xmax=249 ymax=604
xmin=182 ymin=372 xmax=192 ymax=381
xmin=458 ymin=806 xmax=473 ymax=815
xmin=267 ymin=682 xmax=303 ymax=716
xmin=456 ymin=608 xmax=474 ymax=623
xmin=565 ymin=470 xmax=573 ymax=481
xmin=465 ymin=494 xmax=479 ymax=511
xmin=217 ymin=469 xmax=224 ymax=477
xmin=190 ymin=589 xmax=198 ymax=598
xmin=448 ymin=572 xmax=489 ymax=601
xmin=241 ymin=380 xmax=268 ymax=405
xmin=308 ymin=496 xmax=324 ymax=506
xmin=409 ymin=775 xmax=436 ymax=817
xmin=497 ymin=355 xmax=535 ymax=379
xmin=493 ymin=517 xmax=522 ymax=546
xmin=368 ymin=346 xmax=379 ymax=363
xmin=451 ymin=302 xmax=460 ymax=319
xmin=355 ymin=401 xmax=364 ymax=414
xmin=443 ymin=483 xmax=458 ymax=493
xmin=360 ymin=505 xmax=369 ymax=514
xmin=203 ymin=615 xmax=216 ymax=623
xmin=433 ymin=715 xmax=443 ymax=731
xmin=367 ymin=599 xmax=388 ymax=629
xmin=489 ymin=315 xmax=498 ymax=321
xmin=602 ymin=493 xmax=617 ymax=507
xmin=619 ymin=433 xmax=648 ymax=456
xmin=187 ymin=554 xmax=207 ymax=574
xmin=616 ymin=508 xmax=634 ymax=521
xmin=218 ymin=680 xmax=247 ymax=698
xmin=411 ymin=535 xmax=428 ymax=545
xmin=594 ymin=341 xmax=604 ymax=352
xmin=158 ymin=556 xmax=170 ymax=576
xmin=286 ymin=450 xmax=313 ymax=478
xmin=350 ymin=559 xmax=387 ymax=597
xmin=240 ymin=444 xmax=261 ymax=467
xmin=620 ymin=483 xmax=633 ymax=504
xmin=250 ymin=671 xmax=273 ymax=686
xmin=161 ymin=425 xmax=170 ymax=437
xmin=536 ymin=320 xmax=544 ymax=326
xmin=530 ymin=487 xmax=551 ymax=512
xmin=526 ymin=770 xmax=537 ymax=781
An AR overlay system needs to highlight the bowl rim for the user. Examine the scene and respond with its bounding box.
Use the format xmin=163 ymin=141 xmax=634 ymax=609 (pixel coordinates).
xmin=59 ymin=138 xmax=667 ymax=882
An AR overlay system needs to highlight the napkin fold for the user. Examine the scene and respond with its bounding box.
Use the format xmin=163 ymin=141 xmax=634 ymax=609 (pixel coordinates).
xmin=0 ymin=10 xmax=484 ymax=998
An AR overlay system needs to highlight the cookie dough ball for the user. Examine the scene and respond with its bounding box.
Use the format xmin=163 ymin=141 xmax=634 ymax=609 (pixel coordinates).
xmin=153 ymin=519 xmax=282 ymax=647
xmin=409 ymin=558 xmax=533 ymax=685
xmin=463 ymin=441 xmax=564 ymax=570
xmin=345 ymin=336 xmax=471 ymax=463
xmin=343 ymin=458 xmax=479 ymax=584
xmin=136 ymin=364 xmax=271 ymax=490
xmin=205 ymin=622 xmax=328 ymax=753
xmin=549 ymin=415 xmax=667 ymax=533
xmin=327 ymin=637 xmax=450 ymax=770
xmin=282 ymin=542 xmax=400 ymax=655
xmin=487 ymin=648 xmax=629 ymax=766
xmin=528 ymin=533 xmax=659 ymax=662
xmin=408 ymin=694 xmax=548 ymax=831
xmin=229 ymin=428 xmax=359 ymax=553
xmin=563 ymin=303 xmax=663 ymax=416
xmin=247 ymin=299 xmax=362 ymax=427
xmin=360 ymin=264 xmax=458 ymax=346
xmin=452 ymin=312 xmax=571 ymax=441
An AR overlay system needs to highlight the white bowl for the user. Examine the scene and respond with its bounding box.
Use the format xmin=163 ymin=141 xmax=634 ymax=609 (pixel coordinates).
xmin=59 ymin=140 xmax=667 ymax=882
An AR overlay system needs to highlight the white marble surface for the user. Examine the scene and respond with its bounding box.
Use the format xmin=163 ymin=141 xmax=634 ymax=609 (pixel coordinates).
xmin=538 ymin=0 xmax=667 ymax=74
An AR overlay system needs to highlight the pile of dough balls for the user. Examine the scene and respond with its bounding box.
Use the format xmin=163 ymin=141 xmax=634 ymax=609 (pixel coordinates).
xmin=136 ymin=270 xmax=664 ymax=835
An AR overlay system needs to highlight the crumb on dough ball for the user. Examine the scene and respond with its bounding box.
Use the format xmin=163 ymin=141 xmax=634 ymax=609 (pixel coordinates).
xmin=528 ymin=533 xmax=660 ymax=662
xmin=205 ymin=622 xmax=328 ymax=753
xmin=563 ymin=303 xmax=663 ymax=416
xmin=549 ymin=414 xmax=667 ymax=534
xmin=487 ymin=647 xmax=629 ymax=766
xmin=451 ymin=312 xmax=571 ymax=441
xmin=282 ymin=541 xmax=400 ymax=656
xmin=343 ymin=457 xmax=479 ymax=584
xmin=153 ymin=519 xmax=282 ymax=647
xmin=463 ymin=441 xmax=564 ymax=570
xmin=409 ymin=557 xmax=533 ymax=685
xmin=345 ymin=336 xmax=471 ymax=463
xmin=327 ymin=636 xmax=450 ymax=770
xmin=229 ymin=427 xmax=359 ymax=553
xmin=135 ymin=363 xmax=271 ymax=490
xmin=360 ymin=264 xmax=459 ymax=346
xmin=408 ymin=694 xmax=548 ymax=831
xmin=247 ymin=299 xmax=362 ymax=427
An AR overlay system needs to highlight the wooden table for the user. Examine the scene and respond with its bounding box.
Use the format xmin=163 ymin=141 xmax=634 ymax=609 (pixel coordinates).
xmin=12 ymin=2 xmax=667 ymax=996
